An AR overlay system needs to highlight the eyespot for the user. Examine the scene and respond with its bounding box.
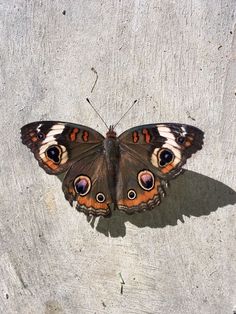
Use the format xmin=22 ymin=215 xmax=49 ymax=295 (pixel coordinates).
xmin=96 ymin=192 xmax=106 ymax=203
xmin=37 ymin=131 xmax=45 ymax=140
xmin=74 ymin=175 xmax=91 ymax=196
xmin=138 ymin=170 xmax=155 ymax=191
xmin=127 ymin=189 xmax=137 ymax=200
xmin=158 ymin=149 xmax=174 ymax=167
xmin=177 ymin=136 xmax=185 ymax=144
xmin=46 ymin=145 xmax=62 ymax=163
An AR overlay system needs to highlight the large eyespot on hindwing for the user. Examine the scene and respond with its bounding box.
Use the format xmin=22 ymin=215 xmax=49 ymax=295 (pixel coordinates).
xmin=74 ymin=175 xmax=91 ymax=196
xmin=138 ymin=170 xmax=155 ymax=191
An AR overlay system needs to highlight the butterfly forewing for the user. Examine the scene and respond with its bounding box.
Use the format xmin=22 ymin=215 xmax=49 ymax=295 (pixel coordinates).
xmin=118 ymin=123 xmax=204 ymax=179
xmin=21 ymin=121 xmax=104 ymax=175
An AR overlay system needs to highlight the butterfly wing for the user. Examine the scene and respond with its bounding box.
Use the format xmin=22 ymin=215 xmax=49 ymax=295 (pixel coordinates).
xmin=21 ymin=121 xmax=104 ymax=175
xmin=116 ymin=123 xmax=204 ymax=213
xmin=21 ymin=121 xmax=112 ymax=215
xmin=62 ymin=152 xmax=112 ymax=216
xmin=119 ymin=123 xmax=204 ymax=179
xmin=116 ymin=149 xmax=165 ymax=213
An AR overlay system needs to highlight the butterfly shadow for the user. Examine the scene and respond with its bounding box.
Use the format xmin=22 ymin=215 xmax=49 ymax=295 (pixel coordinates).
xmin=86 ymin=170 xmax=236 ymax=237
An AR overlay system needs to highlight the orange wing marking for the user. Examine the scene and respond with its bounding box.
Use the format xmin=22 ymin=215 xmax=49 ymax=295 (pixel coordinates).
xmin=43 ymin=158 xmax=59 ymax=170
xmin=70 ymin=128 xmax=79 ymax=141
xmin=142 ymin=128 xmax=151 ymax=143
xmin=118 ymin=181 xmax=160 ymax=207
xmin=82 ymin=131 xmax=89 ymax=142
xmin=31 ymin=136 xmax=38 ymax=142
xmin=160 ymin=163 xmax=174 ymax=174
xmin=77 ymin=196 xmax=108 ymax=210
xmin=132 ymin=131 xmax=139 ymax=143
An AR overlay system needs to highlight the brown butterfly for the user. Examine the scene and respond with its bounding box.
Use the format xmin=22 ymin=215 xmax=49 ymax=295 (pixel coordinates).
xmin=21 ymin=120 xmax=204 ymax=217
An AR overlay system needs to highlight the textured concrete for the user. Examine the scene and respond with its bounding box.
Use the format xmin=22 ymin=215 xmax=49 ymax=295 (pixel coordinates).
xmin=0 ymin=1 xmax=236 ymax=313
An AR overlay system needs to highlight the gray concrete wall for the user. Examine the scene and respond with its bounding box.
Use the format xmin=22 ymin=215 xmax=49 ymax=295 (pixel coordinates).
xmin=0 ymin=1 xmax=236 ymax=313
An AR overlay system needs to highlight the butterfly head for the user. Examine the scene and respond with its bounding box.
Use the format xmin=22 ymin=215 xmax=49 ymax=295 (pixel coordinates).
xmin=106 ymin=125 xmax=117 ymax=138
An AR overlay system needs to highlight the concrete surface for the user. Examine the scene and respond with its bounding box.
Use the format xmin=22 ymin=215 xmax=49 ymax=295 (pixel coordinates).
xmin=0 ymin=1 xmax=236 ymax=313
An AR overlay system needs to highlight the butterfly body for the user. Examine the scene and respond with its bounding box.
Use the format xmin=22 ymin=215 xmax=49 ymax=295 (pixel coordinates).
xmin=21 ymin=121 xmax=204 ymax=217
xmin=103 ymin=126 xmax=120 ymax=206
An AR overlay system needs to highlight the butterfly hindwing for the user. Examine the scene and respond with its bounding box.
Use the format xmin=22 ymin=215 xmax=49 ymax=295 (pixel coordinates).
xmin=62 ymin=152 xmax=112 ymax=216
xmin=116 ymin=148 xmax=166 ymax=213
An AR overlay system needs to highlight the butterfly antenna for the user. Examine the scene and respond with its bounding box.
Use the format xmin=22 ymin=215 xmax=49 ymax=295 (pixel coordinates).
xmin=113 ymin=100 xmax=138 ymax=129
xmin=86 ymin=98 xmax=109 ymax=129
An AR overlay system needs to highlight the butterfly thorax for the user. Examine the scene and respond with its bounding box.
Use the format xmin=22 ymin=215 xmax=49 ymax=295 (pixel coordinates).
xmin=106 ymin=125 xmax=117 ymax=139
xmin=104 ymin=125 xmax=119 ymax=163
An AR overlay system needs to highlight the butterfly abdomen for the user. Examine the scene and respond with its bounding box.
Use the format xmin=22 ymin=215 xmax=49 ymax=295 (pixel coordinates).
xmin=103 ymin=137 xmax=120 ymax=204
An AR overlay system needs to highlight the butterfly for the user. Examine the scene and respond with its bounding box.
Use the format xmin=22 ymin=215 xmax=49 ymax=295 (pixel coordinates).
xmin=21 ymin=121 xmax=204 ymax=217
